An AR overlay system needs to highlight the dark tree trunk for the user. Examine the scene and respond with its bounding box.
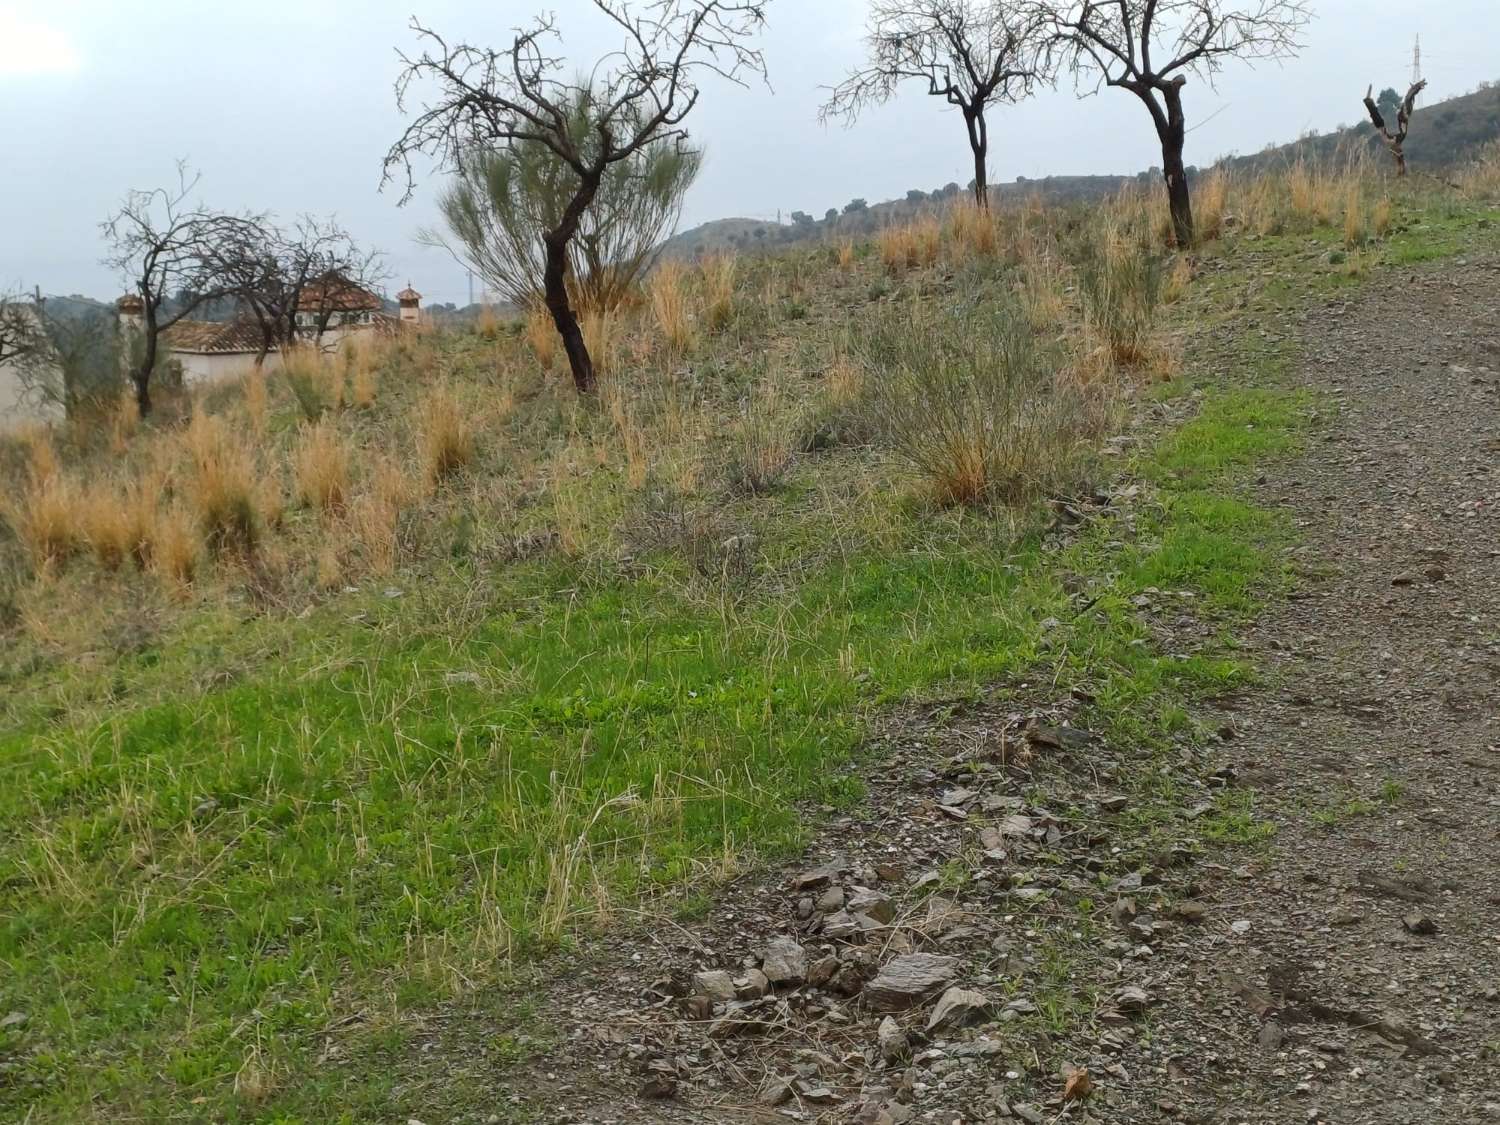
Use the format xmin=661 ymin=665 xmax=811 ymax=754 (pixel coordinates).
xmin=543 ymin=234 xmax=594 ymax=394
xmin=544 ymin=173 xmax=605 ymax=395
xmin=134 ymin=306 xmax=157 ymax=416
xmin=1159 ymin=81 xmax=1193 ymax=247
xmin=964 ymin=107 xmax=990 ymax=209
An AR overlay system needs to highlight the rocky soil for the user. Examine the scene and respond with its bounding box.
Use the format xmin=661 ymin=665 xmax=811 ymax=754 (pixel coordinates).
xmin=426 ymin=255 xmax=1500 ymax=1124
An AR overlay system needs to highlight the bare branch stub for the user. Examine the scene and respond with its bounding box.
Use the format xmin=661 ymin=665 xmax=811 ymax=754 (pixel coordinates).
xmin=821 ymin=0 xmax=1054 ymax=208
xmin=1364 ymin=79 xmax=1427 ymax=176
xmin=1056 ymin=0 xmax=1311 ymax=245
xmin=383 ymin=2 xmax=768 ymax=395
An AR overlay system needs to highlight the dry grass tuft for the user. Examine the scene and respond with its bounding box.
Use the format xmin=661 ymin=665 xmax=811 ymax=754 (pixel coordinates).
xmin=243 ymin=372 xmax=270 ymax=437
xmin=149 ymin=503 xmax=198 ymax=587
xmin=292 ymin=419 xmax=351 ymax=516
xmin=1195 ymin=170 xmax=1229 ymax=242
xmin=1163 ymin=255 xmax=1194 ymax=303
xmin=854 ymin=299 xmax=1104 ymax=508
xmin=727 ymin=376 xmax=796 ymax=495
xmin=417 ymin=385 xmax=474 ymax=488
xmin=1077 ymin=219 xmax=1167 ymax=374
xmin=649 ymin=261 xmax=695 ymax=357
xmin=109 ymin=391 xmax=140 ymax=455
xmin=7 ymin=472 xmax=83 ymax=568
xmin=524 ymin=305 xmax=556 ymax=370
xmin=1343 ymin=182 xmax=1367 ymax=248
xmin=878 ymin=226 xmax=914 ymax=274
xmin=1372 ymin=195 xmax=1393 ymax=239
xmin=476 ymin=305 xmax=502 ymax=341
xmin=701 ymin=254 xmax=737 ymax=330
xmin=582 ymin=310 xmax=619 ymax=380
xmin=946 ymin=199 xmax=998 ymax=259
xmin=281 ymin=347 xmax=344 ymax=420
xmin=836 ymin=239 xmax=855 ymax=270
xmin=80 ymin=482 xmax=137 ymax=571
xmin=350 ymin=359 xmax=378 ymax=409
xmin=181 ymin=407 xmax=259 ymax=556
xmin=20 ymin=425 xmax=59 ymax=486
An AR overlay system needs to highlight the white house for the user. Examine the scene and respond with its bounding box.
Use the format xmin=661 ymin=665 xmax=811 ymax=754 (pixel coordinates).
xmin=154 ymin=278 xmax=422 ymax=384
xmin=0 ymin=303 xmax=61 ymax=430
xmin=1 ymin=281 xmax=424 ymax=429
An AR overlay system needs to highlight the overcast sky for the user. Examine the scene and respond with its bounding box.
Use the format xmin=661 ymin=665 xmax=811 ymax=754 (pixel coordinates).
xmin=1 ymin=1 xmax=1495 ymax=306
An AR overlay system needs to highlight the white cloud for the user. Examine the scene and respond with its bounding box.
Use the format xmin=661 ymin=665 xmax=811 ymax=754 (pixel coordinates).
xmin=0 ymin=6 xmax=81 ymax=78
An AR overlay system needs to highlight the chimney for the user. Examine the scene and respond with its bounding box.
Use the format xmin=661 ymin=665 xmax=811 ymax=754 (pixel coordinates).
xmin=396 ymin=284 xmax=422 ymax=325
xmin=116 ymin=293 xmax=145 ymax=334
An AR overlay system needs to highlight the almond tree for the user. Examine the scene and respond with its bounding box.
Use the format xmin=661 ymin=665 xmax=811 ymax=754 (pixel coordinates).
xmin=102 ymin=165 xmax=263 ymax=414
xmin=1363 ymin=79 xmax=1426 ymax=176
xmin=215 ymin=215 xmax=386 ymax=364
xmin=822 ymin=1 xmax=1052 ymax=209
xmin=384 ymin=2 xmax=770 ymax=394
xmin=1055 ymin=0 xmax=1310 ymax=245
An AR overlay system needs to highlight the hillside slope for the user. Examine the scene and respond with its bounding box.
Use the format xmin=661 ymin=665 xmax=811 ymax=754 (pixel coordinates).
xmin=666 ymin=83 xmax=1500 ymax=260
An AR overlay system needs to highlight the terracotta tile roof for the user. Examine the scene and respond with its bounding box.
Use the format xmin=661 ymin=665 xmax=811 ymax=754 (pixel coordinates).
xmin=298 ymin=275 xmax=383 ymax=313
xmin=163 ymin=319 xmax=266 ymax=355
xmin=396 ymin=285 xmax=422 ymax=303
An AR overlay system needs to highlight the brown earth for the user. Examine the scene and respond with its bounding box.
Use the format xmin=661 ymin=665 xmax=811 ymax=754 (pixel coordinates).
xmin=400 ymin=255 xmax=1500 ymax=1125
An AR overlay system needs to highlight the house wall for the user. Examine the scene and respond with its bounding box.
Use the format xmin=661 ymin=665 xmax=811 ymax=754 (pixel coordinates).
xmin=175 ymin=349 xmax=283 ymax=386
xmin=0 ymin=355 xmax=62 ymax=431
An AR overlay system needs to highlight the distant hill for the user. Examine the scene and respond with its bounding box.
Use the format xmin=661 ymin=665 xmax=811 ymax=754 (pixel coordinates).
xmin=662 ymin=174 xmax=1150 ymax=260
xmin=1217 ymin=82 xmax=1500 ymax=179
xmin=664 ymin=82 xmax=1500 ymax=261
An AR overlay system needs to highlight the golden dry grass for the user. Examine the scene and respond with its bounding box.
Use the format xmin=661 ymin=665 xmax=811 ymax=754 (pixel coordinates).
xmin=1372 ymin=196 xmax=1393 ymax=239
xmin=80 ymin=481 xmax=136 ymax=572
xmin=1343 ymin=182 xmax=1367 ymax=248
xmin=243 ymin=372 xmax=269 ymax=437
xmin=524 ymin=305 xmax=557 ymax=370
xmin=837 ymin=239 xmax=855 ymax=270
xmin=7 ymin=472 xmax=82 ymax=568
xmin=416 ymin=384 xmax=474 ymax=489
xmin=581 ymin=310 xmax=619 ymax=380
xmin=1195 ymin=170 xmax=1229 ymax=243
xmin=149 ymin=503 xmax=198 ymax=587
xmin=292 ymin=419 xmax=351 ymax=516
xmin=181 ymin=407 xmax=260 ymax=555
xmin=701 ymin=254 xmax=737 ymax=330
xmin=648 ymin=261 xmax=695 ymax=356
xmin=945 ymin=199 xmax=998 ymax=259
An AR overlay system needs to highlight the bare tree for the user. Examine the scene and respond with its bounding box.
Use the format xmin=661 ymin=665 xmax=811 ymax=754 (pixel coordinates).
xmin=13 ymin=299 xmax=125 ymax=419
xmin=1364 ymin=80 xmax=1426 ymax=177
xmin=0 ymin=293 xmax=42 ymax=368
xmin=384 ymin=2 xmax=770 ymax=394
xmin=101 ymin=165 xmax=262 ymax=414
xmin=216 ymin=216 xmax=385 ymax=363
xmin=1055 ymin=0 xmax=1310 ymax=246
xmin=821 ymin=0 xmax=1052 ymax=209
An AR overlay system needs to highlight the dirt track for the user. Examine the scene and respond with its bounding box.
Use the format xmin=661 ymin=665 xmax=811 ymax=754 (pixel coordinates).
xmin=473 ymin=255 xmax=1500 ymax=1125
